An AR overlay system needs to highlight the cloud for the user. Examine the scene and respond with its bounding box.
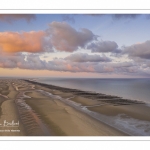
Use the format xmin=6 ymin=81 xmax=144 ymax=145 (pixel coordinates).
xmin=46 ymin=21 xmax=97 ymax=52
xmin=0 ymin=21 xmax=123 ymax=54
xmin=64 ymin=53 xmax=111 ymax=62
xmin=60 ymin=14 xmax=102 ymax=23
xmin=0 ymin=14 xmax=36 ymax=23
xmin=62 ymin=15 xmax=75 ymax=23
xmin=123 ymin=40 xmax=150 ymax=59
xmin=109 ymin=62 xmax=135 ymax=68
xmin=87 ymin=41 xmax=121 ymax=53
xmin=0 ymin=31 xmax=46 ymax=53
xmin=0 ymin=22 xmax=97 ymax=53
xmin=0 ymin=52 xmax=47 ymax=70
xmin=61 ymin=14 xmax=141 ymax=23
xmin=86 ymin=14 xmax=104 ymax=17
xmin=112 ymin=14 xmax=140 ymax=20
xmin=0 ymin=51 xmax=150 ymax=76
xmin=0 ymin=53 xmax=25 ymax=68
xmin=86 ymin=14 xmax=140 ymax=20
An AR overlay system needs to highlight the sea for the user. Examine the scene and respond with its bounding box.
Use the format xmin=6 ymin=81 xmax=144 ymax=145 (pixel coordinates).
xmin=37 ymin=78 xmax=150 ymax=104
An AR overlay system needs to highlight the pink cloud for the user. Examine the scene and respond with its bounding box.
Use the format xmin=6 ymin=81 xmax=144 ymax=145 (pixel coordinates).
xmin=0 ymin=31 xmax=45 ymax=53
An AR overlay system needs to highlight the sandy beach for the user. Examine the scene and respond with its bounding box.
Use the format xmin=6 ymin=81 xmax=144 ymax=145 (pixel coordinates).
xmin=0 ymin=78 xmax=150 ymax=136
xmin=0 ymin=79 xmax=26 ymax=136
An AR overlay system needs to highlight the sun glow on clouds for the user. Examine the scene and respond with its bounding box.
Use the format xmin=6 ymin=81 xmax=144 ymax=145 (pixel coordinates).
xmin=0 ymin=17 xmax=150 ymax=77
xmin=0 ymin=31 xmax=45 ymax=53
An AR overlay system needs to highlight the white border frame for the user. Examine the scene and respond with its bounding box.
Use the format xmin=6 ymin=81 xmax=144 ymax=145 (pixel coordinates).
xmin=0 ymin=4 xmax=150 ymax=140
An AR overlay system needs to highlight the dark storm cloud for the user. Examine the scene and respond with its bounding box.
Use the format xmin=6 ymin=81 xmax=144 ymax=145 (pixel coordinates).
xmin=0 ymin=14 xmax=36 ymax=23
xmin=112 ymin=14 xmax=140 ymax=20
xmin=62 ymin=15 xmax=75 ymax=23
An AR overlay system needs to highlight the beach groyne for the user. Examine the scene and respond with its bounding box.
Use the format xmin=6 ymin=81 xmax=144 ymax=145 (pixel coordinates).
xmin=24 ymin=79 xmax=145 ymax=106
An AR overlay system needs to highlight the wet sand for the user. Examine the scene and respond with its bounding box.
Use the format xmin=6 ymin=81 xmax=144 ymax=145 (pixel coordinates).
xmin=0 ymin=78 xmax=150 ymax=136
xmin=88 ymin=104 xmax=150 ymax=121
xmin=25 ymin=91 xmax=126 ymax=136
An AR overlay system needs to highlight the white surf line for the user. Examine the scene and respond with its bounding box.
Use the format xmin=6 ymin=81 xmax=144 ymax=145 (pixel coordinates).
xmin=84 ymin=103 xmax=109 ymax=108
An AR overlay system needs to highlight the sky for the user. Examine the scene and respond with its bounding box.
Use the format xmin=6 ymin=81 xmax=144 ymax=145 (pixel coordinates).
xmin=0 ymin=14 xmax=150 ymax=78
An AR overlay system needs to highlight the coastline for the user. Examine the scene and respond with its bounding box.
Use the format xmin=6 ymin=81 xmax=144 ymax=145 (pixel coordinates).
xmin=0 ymin=78 xmax=150 ymax=136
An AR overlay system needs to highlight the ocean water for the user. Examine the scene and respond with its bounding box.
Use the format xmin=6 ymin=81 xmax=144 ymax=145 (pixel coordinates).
xmin=37 ymin=78 xmax=150 ymax=104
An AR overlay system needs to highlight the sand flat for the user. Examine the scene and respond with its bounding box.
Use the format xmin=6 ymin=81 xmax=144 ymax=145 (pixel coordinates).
xmin=25 ymin=95 xmax=126 ymax=136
